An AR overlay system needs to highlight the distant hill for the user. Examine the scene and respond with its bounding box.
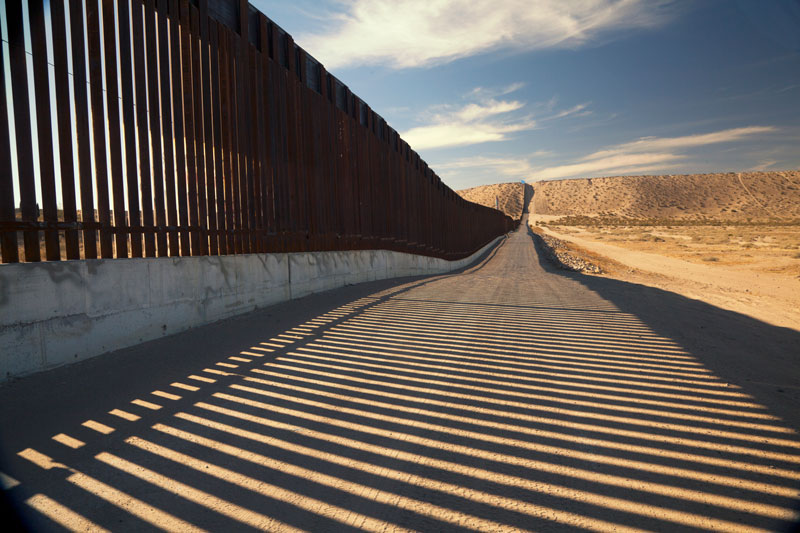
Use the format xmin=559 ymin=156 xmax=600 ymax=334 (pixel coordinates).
xmin=456 ymin=182 xmax=532 ymax=220
xmin=530 ymin=171 xmax=800 ymax=221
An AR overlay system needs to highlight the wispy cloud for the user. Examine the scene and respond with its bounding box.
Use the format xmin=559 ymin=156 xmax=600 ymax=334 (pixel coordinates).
xmin=541 ymin=102 xmax=593 ymax=121
xmin=401 ymin=84 xmax=536 ymax=150
xmin=428 ymin=126 xmax=777 ymax=186
xmin=436 ymin=155 xmax=536 ymax=176
xmin=530 ymin=126 xmax=777 ymax=180
xmin=302 ymin=0 xmax=673 ymax=69
xmin=532 ymin=152 xmax=683 ymax=181
xmin=400 ymin=85 xmax=589 ymax=150
xmin=749 ymin=160 xmax=778 ymax=171
xmin=433 ymin=152 xmax=553 ymax=187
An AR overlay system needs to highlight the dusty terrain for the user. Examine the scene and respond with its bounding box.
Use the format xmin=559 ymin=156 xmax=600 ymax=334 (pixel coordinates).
xmin=525 ymin=171 xmax=800 ymax=331
xmin=530 ymin=171 xmax=800 ymax=221
xmin=530 ymin=221 xmax=800 ymax=331
xmin=457 ymin=182 xmax=531 ymax=219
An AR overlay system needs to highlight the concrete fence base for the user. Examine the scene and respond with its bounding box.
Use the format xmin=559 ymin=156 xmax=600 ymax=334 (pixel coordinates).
xmin=0 ymin=237 xmax=502 ymax=382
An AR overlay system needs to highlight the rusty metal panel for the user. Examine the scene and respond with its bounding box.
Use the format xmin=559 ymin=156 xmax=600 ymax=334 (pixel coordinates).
xmin=238 ymin=42 xmax=255 ymax=254
xmin=118 ymin=0 xmax=143 ymax=258
xmin=200 ymin=0 xmax=219 ymax=255
xmin=168 ymin=0 xmax=190 ymax=255
xmin=221 ymin=26 xmax=240 ymax=254
xmin=102 ymin=0 xmax=129 ymax=258
xmin=209 ymin=21 xmax=228 ymax=255
xmin=29 ymin=0 xmax=60 ymax=260
xmin=7 ymin=1 xmax=40 ymax=262
xmin=132 ymin=0 xmax=156 ymax=257
xmin=227 ymin=26 xmax=244 ymax=254
xmin=0 ymin=18 xmax=17 ymax=263
xmin=246 ymin=45 xmax=263 ymax=252
xmin=179 ymin=0 xmax=200 ymax=255
xmin=144 ymin=0 xmax=167 ymax=255
xmin=189 ymin=5 xmax=209 ymax=256
xmin=257 ymin=15 xmax=276 ymax=246
xmin=156 ymin=0 xmax=180 ymax=255
xmin=87 ymin=0 xmax=114 ymax=258
xmin=69 ymin=0 xmax=98 ymax=259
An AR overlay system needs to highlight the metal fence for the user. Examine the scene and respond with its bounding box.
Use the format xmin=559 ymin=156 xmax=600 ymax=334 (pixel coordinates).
xmin=0 ymin=0 xmax=515 ymax=264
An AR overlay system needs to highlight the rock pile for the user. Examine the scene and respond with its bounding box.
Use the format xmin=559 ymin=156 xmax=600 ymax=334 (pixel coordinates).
xmin=533 ymin=232 xmax=602 ymax=274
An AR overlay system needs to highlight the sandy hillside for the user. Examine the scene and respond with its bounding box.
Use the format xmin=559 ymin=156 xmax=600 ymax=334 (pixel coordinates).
xmin=530 ymin=171 xmax=800 ymax=220
xmin=457 ymin=182 xmax=532 ymax=220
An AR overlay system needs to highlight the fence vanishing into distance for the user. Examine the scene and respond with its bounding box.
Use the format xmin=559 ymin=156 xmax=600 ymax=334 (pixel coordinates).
xmin=0 ymin=0 xmax=515 ymax=265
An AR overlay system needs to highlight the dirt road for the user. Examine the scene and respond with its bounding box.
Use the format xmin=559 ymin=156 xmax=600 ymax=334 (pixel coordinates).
xmin=2 ymin=219 xmax=799 ymax=531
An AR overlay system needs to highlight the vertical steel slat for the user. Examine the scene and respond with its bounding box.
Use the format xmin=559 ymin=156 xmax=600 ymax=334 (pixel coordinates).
xmin=7 ymin=0 xmax=40 ymax=262
xmin=247 ymin=45 xmax=260 ymax=252
xmin=272 ymin=34 xmax=290 ymax=251
xmin=144 ymin=0 xmax=167 ymax=255
xmin=88 ymin=4 xmax=109 ymax=256
xmin=319 ymin=66 xmax=334 ymax=249
xmin=225 ymin=26 xmax=243 ymax=254
xmin=235 ymin=18 xmax=253 ymax=253
xmin=209 ymin=21 xmax=227 ymax=255
xmin=0 ymin=17 xmax=18 ymax=263
xmin=283 ymin=35 xmax=299 ymax=250
xmin=199 ymin=0 xmax=218 ymax=255
xmin=179 ymin=0 xmax=199 ymax=255
xmin=168 ymin=0 xmax=189 ymax=255
xmin=118 ymin=0 xmax=143 ymax=258
xmin=86 ymin=0 xmax=113 ymax=258
xmin=68 ymin=0 xmax=98 ymax=259
xmin=189 ymin=5 xmax=208 ymax=255
xmin=50 ymin=2 xmax=83 ymax=259
xmin=239 ymin=0 xmax=253 ymax=252
xmin=132 ymin=0 xmax=156 ymax=257
xmin=51 ymin=1 xmax=80 ymax=260
xmin=248 ymin=46 xmax=263 ymax=252
xmin=102 ymin=0 xmax=129 ymax=258
xmin=240 ymin=43 xmax=255 ymax=253
xmin=268 ymin=26 xmax=285 ymax=250
xmin=156 ymin=0 xmax=179 ymax=255
xmin=257 ymin=16 xmax=274 ymax=248
xmin=219 ymin=26 xmax=236 ymax=254
xmin=28 ymin=0 xmax=60 ymax=260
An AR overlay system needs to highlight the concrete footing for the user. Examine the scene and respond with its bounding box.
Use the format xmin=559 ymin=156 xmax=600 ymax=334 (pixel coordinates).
xmin=0 ymin=238 xmax=502 ymax=381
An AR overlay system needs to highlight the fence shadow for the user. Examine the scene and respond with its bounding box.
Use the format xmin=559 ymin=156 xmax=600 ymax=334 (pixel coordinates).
xmin=1 ymin=230 xmax=800 ymax=532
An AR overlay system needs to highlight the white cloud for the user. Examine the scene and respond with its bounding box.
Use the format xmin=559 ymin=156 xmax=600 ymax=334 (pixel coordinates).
xmin=529 ymin=126 xmax=777 ymax=180
xmin=609 ymin=126 xmax=776 ymax=153
xmin=435 ymin=155 xmax=536 ymax=176
xmin=401 ymin=85 xmax=536 ymax=150
xmin=302 ymin=0 xmax=673 ymax=69
xmin=533 ymin=152 xmax=683 ymax=180
xmin=400 ymin=85 xmax=588 ymax=150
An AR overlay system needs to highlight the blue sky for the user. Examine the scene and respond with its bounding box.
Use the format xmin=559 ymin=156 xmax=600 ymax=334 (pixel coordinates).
xmin=253 ymin=0 xmax=800 ymax=190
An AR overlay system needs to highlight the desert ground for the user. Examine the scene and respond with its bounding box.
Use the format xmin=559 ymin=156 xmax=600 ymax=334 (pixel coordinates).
xmin=462 ymin=172 xmax=800 ymax=331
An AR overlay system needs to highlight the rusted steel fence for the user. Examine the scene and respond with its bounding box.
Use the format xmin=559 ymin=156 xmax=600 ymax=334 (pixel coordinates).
xmin=0 ymin=0 xmax=515 ymax=264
